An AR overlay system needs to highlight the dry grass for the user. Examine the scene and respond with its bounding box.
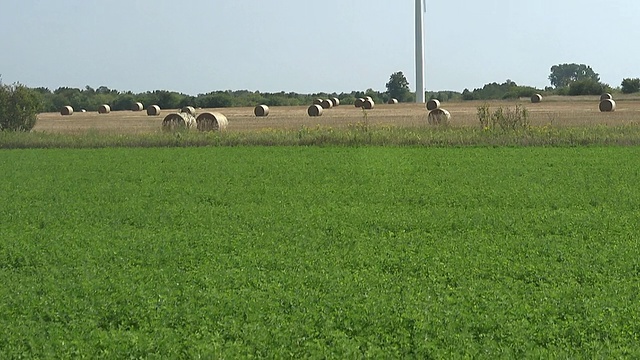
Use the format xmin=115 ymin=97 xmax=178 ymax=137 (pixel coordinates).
xmin=33 ymin=98 xmax=640 ymax=135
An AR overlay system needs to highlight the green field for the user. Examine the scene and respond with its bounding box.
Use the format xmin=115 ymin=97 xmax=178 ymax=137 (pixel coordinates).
xmin=1 ymin=146 xmax=640 ymax=358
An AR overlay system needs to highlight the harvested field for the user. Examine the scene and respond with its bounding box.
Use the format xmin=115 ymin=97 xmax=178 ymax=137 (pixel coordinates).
xmin=33 ymin=96 xmax=640 ymax=134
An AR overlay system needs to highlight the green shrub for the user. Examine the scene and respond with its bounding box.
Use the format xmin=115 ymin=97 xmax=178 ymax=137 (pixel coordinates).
xmin=568 ymin=79 xmax=610 ymax=96
xmin=0 ymin=83 xmax=40 ymax=132
xmin=621 ymin=78 xmax=640 ymax=94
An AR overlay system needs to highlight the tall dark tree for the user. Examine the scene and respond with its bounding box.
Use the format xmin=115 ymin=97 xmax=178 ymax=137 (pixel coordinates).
xmin=386 ymin=71 xmax=411 ymax=102
xmin=549 ymin=63 xmax=600 ymax=88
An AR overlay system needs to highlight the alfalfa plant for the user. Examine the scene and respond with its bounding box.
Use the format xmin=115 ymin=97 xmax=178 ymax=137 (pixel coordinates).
xmin=477 ymin=103 xmax=530 ymax=131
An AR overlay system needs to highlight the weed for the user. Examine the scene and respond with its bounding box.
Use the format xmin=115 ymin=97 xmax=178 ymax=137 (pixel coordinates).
xmin=478 ymin=103 xmax=530 ymax=131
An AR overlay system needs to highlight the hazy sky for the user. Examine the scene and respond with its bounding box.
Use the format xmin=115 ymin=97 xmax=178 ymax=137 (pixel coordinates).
xmin=1 ymin=0 xmax=638 ymax=95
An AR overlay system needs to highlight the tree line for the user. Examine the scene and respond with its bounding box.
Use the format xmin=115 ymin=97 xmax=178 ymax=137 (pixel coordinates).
xmin=2 ymin=63 xmax=640 ymax=132
xmin=15 ymin=63 xmax=640 ymax=114
xmin=30 ymin=86 xmax=406 ymax=114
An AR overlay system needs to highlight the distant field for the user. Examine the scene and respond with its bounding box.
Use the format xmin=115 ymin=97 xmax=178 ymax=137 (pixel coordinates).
xmin=34 ymin=96 xmax=640 ymax=134
xmin=1 ymin=147 xmax=640 ymax=357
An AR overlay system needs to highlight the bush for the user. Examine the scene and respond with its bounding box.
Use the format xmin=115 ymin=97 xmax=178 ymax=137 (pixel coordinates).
xmin=0 ymin=83 xmax=40 ymax=131
xmin=568 ymin=79 xmax=609 ymax=96
xmin=621 ymin=78 xmax=640 ymax=94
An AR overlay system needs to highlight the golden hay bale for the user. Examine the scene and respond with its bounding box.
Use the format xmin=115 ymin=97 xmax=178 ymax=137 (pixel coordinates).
xmin=162 ymin=112 xmax=197 ymax=131
xmin=254 ymin=104 xmax=270 ymax=117
xmin=98 ymin=104 xmax=111 ymax=114
xmin=180 ymin=106 xmax=196 ymax=116
xmin=313 ymin=98 xmax=323 ymax=105
xmin=354 ymin=98 xmax=365 ymax=108
xmin=332 ymin=97 xmax=340 ymax=106
xmin=146 ymin=105 xmax=161 ymax=116
xmin=531 ymin=94 xmax=542 ymax=103
xmin=362 ymin=99 xmax=375 ymax=110
xmin=600 ymin=93 xmax=613 ymax=101
xmin=426 ymin=99 xmax=441 ymax=111
xmin=196 ymin=112 xmax=229 ymax=131
xmin=365 ymin=96 xmax=373 ymax=102
xmin=307 ymin=104 xmax=323 ymax=117
xmin=388 ymin=98 xmax=399 ymax=104
xmin=81 ymin=109 xmax=87 ymax=113
xmin=131 ymin=102 xmax=144 ymax=111
xmin=428 ymin=108 xmax=451 ymax=125
xmin=599 ymin=99 xmax=616 ymax=112
xmin=321 ymin=99 xmax=334 ymax=109
xmin=61 ymin=106 xmax=73 ymax=116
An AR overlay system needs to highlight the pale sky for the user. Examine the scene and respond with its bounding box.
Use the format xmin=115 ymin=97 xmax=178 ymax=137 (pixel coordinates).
xmin=1 ymin=0 xmax=638 ymax=95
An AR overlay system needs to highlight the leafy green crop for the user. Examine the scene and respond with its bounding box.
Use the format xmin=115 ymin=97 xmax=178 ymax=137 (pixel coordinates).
xmin=1 ymin=147 xmax=639 ymax=358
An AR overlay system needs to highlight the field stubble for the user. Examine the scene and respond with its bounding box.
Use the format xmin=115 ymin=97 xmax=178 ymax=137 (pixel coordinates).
xmin=34 ymin=97 xmax=640 ymax=135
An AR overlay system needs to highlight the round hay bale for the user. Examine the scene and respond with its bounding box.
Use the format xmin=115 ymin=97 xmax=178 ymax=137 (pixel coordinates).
xmin=254 ymin=104 xmax=270 ymax=117
xmin=365 ymin=96 xmax=373 ymax=102
xmin=599 ymin=99 xmax=616 ymax=112
xmin=531 ymin=94 xmax=542 ymax=103
xmin=388 ymin=98 xmax=398 ymax=104
xmin=61 ymin=106 xmax=73 ymax=116
xmin=307 ymin=104 xmax=323 ymax=117
xmin=426 ymin=99 xmax=441 ymax=111
xmin=196 ymin=112 xmax=228 ymax=131
xmin=313 ymin=98 xmax=323 ymax=105
xmin=98 ymin=104 xmax=111 ymax=114
xmin=81 ymin=109 xmax=87 ymax=113
xmin=428 ymin=108 xmax=451 ymax=125
xmin=600 ymin=93 xmax=613 ymax=101
xmin=180 ymin=106 xmax=196 ymax=116
xmin=354 ymin=98 xmax=365 ymax=108
xmin=332 ymin=97 xmax=340 ymax=106
xmin=146 ymin=105 xmax=161 ymax=116
xmin=131 ymin=102 xmax=144 ymax=111
xmin=321 ymin=99 xmax=334 ymax=109
xmin=362 ymin=99 xmax=375 ymax=110
xmin=162 ymin=112 xmax=196 ymax=131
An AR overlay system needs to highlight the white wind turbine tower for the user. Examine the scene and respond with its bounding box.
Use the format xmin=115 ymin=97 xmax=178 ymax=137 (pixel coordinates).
xmin=415 ymin=0 xmax=426 ymax=103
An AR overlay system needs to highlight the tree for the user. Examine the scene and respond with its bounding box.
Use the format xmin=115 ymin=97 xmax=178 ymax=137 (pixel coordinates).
xmin=386 ymin=71 xmax=411 ymax=102
xmin=621 ymin=78 xmax=640 ymax=94
xmin=0 ymin=82 xmax=40 ymax=131
xmin=549 ymin=63 xmax=600 ymax=88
